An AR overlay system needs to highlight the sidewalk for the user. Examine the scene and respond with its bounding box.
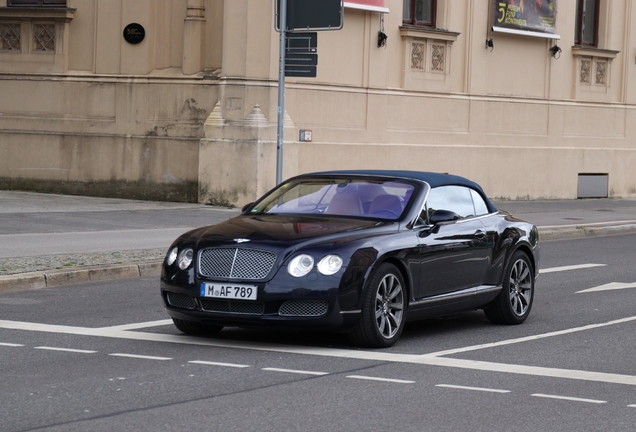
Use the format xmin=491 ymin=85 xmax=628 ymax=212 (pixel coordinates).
xmin=1 ymin=190 xmax=635 ymax=291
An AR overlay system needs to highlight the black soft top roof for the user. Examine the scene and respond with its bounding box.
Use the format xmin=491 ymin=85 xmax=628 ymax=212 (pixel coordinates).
xmin=302 ymin=170 xmax=498 ymax=212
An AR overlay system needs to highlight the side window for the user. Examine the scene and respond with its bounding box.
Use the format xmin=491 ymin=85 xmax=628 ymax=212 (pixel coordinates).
xmin=470 ymin=189 xmax=490 ymax=216
xmin=425 ymin=185 xmax=475 ymax=219
xmin=575 ymin=0 xmax=599 ymax=46
xmin=403 ymin=0 xmax=437 ymax=28
xmin=8 ymin=0 xmax=67 ymax=5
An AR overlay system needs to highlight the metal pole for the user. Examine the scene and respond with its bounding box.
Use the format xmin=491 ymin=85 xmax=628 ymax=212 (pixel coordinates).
xmin=276 ymin=0 xmax=287 ymax=185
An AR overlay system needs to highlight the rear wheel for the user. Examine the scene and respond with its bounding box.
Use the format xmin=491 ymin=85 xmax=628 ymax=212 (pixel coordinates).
xmin=349 ymin=263 xmax=407 ymax=348
xmin=172 ymin=318 xmax=223 ymax=336
xmin=484 ymin=251 xmax=534 ymax=325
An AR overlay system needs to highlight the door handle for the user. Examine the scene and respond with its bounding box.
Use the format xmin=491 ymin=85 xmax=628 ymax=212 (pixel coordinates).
xmin=474 ymin=230 xmax=486 ymax=238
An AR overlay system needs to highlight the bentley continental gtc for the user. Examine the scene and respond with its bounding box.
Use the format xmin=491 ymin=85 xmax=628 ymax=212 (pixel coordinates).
xmin=161 ymin=170 xmax=540 ymax=348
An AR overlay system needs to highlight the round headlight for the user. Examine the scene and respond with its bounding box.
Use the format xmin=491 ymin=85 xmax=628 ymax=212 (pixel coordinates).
xmin=177 ymin=248 xmax=194 ymax=270
xmin=166 ymin=247 xmax=178 ymax=266
xmin=317 ymin=255 xmax=343 ymax=276
xmin=287 ymin=254 xmax=314 ymax=277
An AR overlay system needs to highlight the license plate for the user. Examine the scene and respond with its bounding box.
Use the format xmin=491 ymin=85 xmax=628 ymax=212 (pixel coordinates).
xmin=200 ymin=283 xmax=258 ymax=301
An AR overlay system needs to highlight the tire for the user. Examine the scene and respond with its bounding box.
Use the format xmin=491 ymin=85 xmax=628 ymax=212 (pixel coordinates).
xmin=349 ymin=263 xmax=407 ymax=348
xmin=172 ymin=318 xmax=223 ymax=336
xmin=484 ymin=251 xmax=534 ymax=325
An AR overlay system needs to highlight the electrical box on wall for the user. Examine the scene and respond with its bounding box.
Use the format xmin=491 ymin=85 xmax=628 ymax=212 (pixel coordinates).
xmin=299 ymin=130 xmax=312 ymax=142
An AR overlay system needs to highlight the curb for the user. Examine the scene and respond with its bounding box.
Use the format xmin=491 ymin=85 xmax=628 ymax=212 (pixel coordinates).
xmin=539 ymin=223 xmax=636 ymax=241
xmin=0 ymin=261 xmax=162 ymax=292
xmin=1 ymin=224 xmax=635 ymax=292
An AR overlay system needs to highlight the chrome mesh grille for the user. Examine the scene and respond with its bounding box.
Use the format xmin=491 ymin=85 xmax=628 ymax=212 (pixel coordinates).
xmin=279 ymin=300 xmax=329 ymax=317
xmin=166 ymin=292 xmax=197 ymax=310
xmin=198 ymin=248 xmax=277 ymax=280
xmin=200 ymin=299 xmax=265 ymax=315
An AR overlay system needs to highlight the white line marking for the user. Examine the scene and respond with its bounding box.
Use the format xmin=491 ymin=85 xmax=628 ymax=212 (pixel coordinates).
xmin=531 ymin=393 xmax=607 ymax=404
xmin=4 ymin=319 xmax=636 ymax=386
xmin=101 ymin=319 xmax=173 ymax=331
xmin=189 ymin=360 xmax=250 ymax=368
xmin=540 ymin=264 xmax=606 ymax=274
xmin=347 ymin=375 xmax=415 ymax=384
xmin=0 ymin=342 xmax=24 ymax=347
xmin=422 ymin=315 xmax=636 ymax=357
xmin=34 ymin=346 xmax=97 ymax=354
xmin=109 ymin=353 xmax=172 ymax=361
xmin=628 ymin=404 xmax=636 ymax=408
xmin=577 ymin=282 xmax=636 ymax=293
xmin=262 ymin=367 xmax=329 ymax=376
xmin=435 ymin=384 xmax=510 ymax=393
xmin=540 ymin=220 xmax=636 ymax=229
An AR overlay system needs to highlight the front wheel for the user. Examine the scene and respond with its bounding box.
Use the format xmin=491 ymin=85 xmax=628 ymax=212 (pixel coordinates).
xmin=172 ymin=318 xmax=223 ymax=336
xmin=349 ymin=263 xmax=407 ymax=348
xmin=484 ymin=251 xmax=534 ymax=325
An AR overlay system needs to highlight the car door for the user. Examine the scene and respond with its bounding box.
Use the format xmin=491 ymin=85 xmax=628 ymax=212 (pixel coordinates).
xmin=414 ymin=185 xmax=492 ymax=300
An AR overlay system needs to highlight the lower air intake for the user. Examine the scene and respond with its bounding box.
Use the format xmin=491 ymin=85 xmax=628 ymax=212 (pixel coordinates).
xmin=166 ymin=292 xmax=197 ymax=310
xmin=279 ymin=300 xmax=329 ymax=317
xmin=200 ymin=299 xmax=265 ymax=315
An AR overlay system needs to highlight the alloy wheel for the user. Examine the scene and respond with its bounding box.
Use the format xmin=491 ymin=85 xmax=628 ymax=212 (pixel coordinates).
xmin=374 ymin=273 xmax=405 ymax=339
xmin=508 ymin=258 xmax=532 ymax=316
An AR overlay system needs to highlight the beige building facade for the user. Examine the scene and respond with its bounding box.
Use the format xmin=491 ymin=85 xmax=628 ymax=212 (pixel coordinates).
xmin=0 ymin=0 xmax=634 ymax=205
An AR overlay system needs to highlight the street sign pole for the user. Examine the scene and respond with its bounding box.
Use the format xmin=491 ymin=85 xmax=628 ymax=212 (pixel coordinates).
xmin=276 ymin=0 xmax=287 ymax=185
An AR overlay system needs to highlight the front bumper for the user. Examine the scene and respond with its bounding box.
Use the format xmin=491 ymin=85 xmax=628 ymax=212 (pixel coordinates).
xmin=160 ymin=278 xmax=362 ymax=331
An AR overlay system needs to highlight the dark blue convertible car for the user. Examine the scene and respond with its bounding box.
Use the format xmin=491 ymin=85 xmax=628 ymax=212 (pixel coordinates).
xmin=161 ymin=170 xmax=539 ymax=348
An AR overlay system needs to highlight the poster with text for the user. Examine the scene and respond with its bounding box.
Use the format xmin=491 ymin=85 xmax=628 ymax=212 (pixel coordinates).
xmin=493 ymin=0 xmax=557 ymax=36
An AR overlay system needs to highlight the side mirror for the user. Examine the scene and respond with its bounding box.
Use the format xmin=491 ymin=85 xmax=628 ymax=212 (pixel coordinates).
xmin=429 ymin=209 xmax=461 ymax=225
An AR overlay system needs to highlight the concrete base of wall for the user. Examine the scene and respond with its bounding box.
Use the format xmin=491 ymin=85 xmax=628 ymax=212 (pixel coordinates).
xmin=0 ymin=177 xmax=199 ymax=203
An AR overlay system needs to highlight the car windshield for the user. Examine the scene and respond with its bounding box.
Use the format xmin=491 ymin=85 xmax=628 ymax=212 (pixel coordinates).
xmin=248 ymin=178 xmax=416 ymax=220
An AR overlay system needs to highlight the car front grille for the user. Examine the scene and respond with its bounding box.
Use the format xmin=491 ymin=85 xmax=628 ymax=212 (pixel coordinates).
xmin=165 ymin=292 xmax=197 ymax=310
xmin=199 ymin=298 xmax=265 ymax=315
xmin=279 ymin=300 xmax=329 ymax=317
xmin=198 ymin=247 xmax=277 ymax=280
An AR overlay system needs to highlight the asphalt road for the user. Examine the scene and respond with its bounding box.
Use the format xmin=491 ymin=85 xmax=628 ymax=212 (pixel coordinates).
xmin=1 ymin=233 xmax=636 ymax=431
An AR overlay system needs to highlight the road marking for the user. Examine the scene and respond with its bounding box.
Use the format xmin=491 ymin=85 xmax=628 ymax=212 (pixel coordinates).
xmin=628 ymin=404 xmax=636 ymax=408
xmin=102 ymin=319 xmax=173 ymax=331
xmin=109 ymin=353 xmax=172 ymax=361
xmin=3 ymin=319 xmax=636 ymax=386
xmin=0 ymin=342 xmax=24 ymax=347
xmin=435 ymin=384 xmax=510 ymax=393
xmin=262 ymin=367 xmax=329 ymax=376
xmin=422 ymin=315 xmax=636 ymax=357
xmin=34 ymin=346 xmax=97 ymax=354
xmin=347 ymin=375 xmax=415 ymax=384
xmin=577 ymin=282 xmax=636 ymax=293
xmin=540 ymin=220 xmax=636 ymax=229
xmin=189 ymin=360 xmax=250 ymax=368
xmin=531 ymin=393 xmax=607 ymax=404
xmin=540 ymin=263 xmax=606 ymax=274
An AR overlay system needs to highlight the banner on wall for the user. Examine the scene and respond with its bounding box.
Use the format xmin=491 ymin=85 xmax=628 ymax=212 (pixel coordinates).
xmin=344 ymin=0 xmax=389 ymax=13
xmin=493 ymin=0 xmax=560 ymax=39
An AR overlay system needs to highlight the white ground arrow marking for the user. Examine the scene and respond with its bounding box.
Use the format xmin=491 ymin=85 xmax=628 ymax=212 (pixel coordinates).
xmin=540 ymin=263 xmax=606 ymax=274
xmin=577 ymin=282 xmax=636 ymax=293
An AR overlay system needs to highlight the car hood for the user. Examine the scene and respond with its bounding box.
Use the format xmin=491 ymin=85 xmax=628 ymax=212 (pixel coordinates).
xmin=178 ymin=215 xmax=391 ymax=251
